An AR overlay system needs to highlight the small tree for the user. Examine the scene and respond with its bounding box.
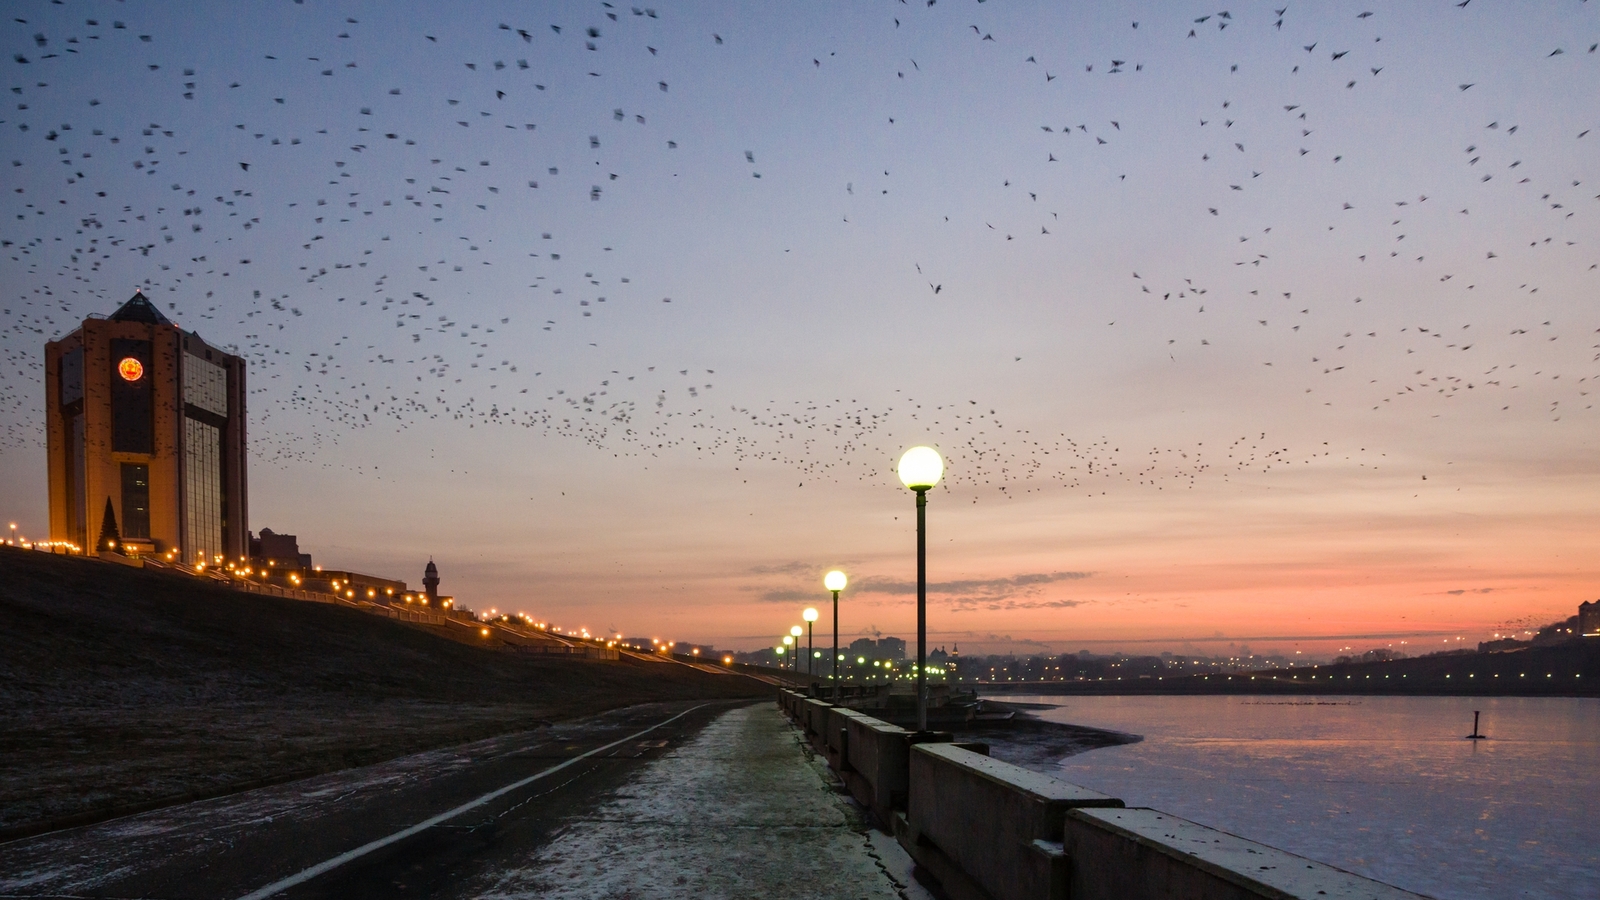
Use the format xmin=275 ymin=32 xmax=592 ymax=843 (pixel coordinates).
xmin=97 ymin=497 xmax=121 ymax=552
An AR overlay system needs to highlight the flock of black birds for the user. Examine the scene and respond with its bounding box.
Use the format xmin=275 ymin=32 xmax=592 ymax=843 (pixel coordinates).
xmin=1 ymin=1 xmax=1595 ymax=505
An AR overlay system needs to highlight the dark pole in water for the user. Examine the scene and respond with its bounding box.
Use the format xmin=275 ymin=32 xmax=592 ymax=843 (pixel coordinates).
xmin=1473 ymin=710 xmax=1480 ymax=738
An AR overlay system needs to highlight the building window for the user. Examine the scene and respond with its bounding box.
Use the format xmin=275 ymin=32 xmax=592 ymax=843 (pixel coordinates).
xmin=110 ymin=338 xmax=153 ymax=454
xmin=184 ymin=417 xmax=223 ymax=563
xmin=60 ymin=347 xmax=84 ymax=406
xmin=183 ymin=352 xmax=228 ymax=417
xmin=120 ymin=463 xmax=150 ymax=539
xmin=68 ymin=413 xmax=86 ymax=550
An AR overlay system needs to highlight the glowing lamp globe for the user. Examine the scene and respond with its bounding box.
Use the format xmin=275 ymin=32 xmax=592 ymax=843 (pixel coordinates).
xmin=803 ymin=607 xmax=819 ymax=623
xmin=824 ymin=570 xmax=847 ymax=592
xmin=782 ymin=635 xmax=794 ymax=646
xmin=790 ymin=625 xmax=804 ymax=638
xmin=897 ymin=446 xmax=944 ymax=491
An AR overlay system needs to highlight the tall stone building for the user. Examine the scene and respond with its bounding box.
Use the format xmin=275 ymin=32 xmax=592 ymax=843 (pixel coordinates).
xmin=44 ymin=291 xmax=248 ymax=564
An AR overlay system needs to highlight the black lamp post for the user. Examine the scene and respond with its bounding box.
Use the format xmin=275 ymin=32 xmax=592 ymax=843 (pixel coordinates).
xmin=803 ymin=607 xmax=819 ymax=679
xmin=789 ymin=626 xmax=803 ymax=676
xmin=824 ymin=570 xmax=846 ymax=699
xmin=897 ymin=446 xmax=944 ymax=733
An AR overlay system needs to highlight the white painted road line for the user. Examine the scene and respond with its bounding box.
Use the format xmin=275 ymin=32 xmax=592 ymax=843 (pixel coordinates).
xmin=235 ymin=705 xmax=709 ymax=900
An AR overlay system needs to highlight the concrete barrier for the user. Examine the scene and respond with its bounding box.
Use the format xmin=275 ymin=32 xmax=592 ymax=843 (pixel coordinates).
xmin=1063 ymin=807 xmax=1422 ymax=900
xmin=839 ymin=715 xmax=955 ymax=827
xmin=780 ymin=693 xmax=1426 ymax=900
xmin=800 ymin=698 xmax=834 ymax=750
xmin=904 ymin=742 xmax=1122 ymax=900
xmin=823 ymin=705 xmax=869 ymax=769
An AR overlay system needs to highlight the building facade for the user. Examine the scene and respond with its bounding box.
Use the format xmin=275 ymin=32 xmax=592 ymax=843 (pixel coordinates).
xmin=44 ymin=292 xmax=247 ymax=564
xmin=249 ymin=528 xmax=313 ymax=570
xmin=1581 ymin=600 xmax=1600 ymax=638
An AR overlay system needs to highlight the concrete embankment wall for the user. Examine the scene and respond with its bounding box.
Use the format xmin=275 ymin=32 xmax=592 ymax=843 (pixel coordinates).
xmin=778 ymin=690 xmax=1424 ymax=900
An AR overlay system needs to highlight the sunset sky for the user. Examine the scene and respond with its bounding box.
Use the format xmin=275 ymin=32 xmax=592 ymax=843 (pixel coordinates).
xmin=3 ymin=1 xmax=1597 ymax=657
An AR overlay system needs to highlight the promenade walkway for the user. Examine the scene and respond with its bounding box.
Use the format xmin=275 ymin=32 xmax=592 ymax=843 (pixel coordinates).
xmin=456 ymin=703 xmax=931 ymax=900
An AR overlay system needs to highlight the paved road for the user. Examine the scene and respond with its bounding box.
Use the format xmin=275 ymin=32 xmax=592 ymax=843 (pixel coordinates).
xmin=1 ymin=701 xmax=927 ymax=900
xmin=0 ymin=701 xmax=736 ymax=899
xmin=442 ymin=702 xmax=929 ymax=900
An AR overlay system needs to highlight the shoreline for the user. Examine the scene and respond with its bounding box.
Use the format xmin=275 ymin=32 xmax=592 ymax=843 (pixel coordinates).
xmin=952 ymin=699 xmax=1142 ymax=773
xmin=969 ymin=638 xmax=1599 ymax=699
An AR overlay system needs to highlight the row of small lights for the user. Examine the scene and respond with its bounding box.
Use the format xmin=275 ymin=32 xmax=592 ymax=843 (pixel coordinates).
xmin=16 ymin=520 xmax=1585 ymax=664
xmin=461 ymin=615 xmax=738 ymax=664
xmin=768 ymin=644 xmax=949 ymax=678
xmin=6 ymin=539 xmax=83 ymax=553
xmin=3 ymin=523 xmax=688 ymax=655
xmin=4 ymin=522 xmax=78 ymax=552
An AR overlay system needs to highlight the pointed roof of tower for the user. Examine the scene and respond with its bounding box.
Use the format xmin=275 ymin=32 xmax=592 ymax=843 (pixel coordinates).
xmin=108 ymin=290 xmax=172 ymax=326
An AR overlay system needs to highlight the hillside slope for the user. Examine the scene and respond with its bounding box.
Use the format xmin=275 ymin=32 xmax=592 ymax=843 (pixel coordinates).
xmin=0 ymin=547 xmax=766 ymax=836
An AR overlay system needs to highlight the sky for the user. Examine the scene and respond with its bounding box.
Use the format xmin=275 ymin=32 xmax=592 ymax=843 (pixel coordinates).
xmin=2 ymin=0 xmax=1598 ymax=658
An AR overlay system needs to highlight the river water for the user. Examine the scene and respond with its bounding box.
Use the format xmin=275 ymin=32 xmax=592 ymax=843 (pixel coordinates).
xmin=985 ymin=695 xmax=1599 ymax=900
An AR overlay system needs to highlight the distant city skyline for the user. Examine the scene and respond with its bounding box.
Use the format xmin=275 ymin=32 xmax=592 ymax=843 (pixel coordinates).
xmin=3 ymin=1 xmax=1597 ymax=655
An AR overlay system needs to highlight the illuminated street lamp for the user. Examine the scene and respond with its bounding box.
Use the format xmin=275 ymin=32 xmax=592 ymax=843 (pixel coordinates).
xmin=789 ymin=625 xmax=804 ymax=673
xmin=824 ymin=570 xmax=847 ymax=698
xmin=897 ymin=445 xmax=944 ymax=732
xmin=802 ymin=607 xmax=819 ymax=679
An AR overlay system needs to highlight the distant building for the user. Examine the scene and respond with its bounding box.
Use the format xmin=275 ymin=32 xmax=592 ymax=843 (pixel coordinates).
xmin=1581 ymin=600 xmax=1600 ymax=638
xmin=44 ymin=292 xmax=247 ymax=563
xmin=845 ymin=635 xmax=908 ymax=662
xmin=848 ymin=637 xmax=879 ymax=659
xmin=249 ymin=528 xmax=312 ymax=570
xmin=407 ymin=559 xmax=452 ymax=609
xmin=424 ymin=559 xmax=440 ymax=601
xmin=735 ymin=647 xmax=787 ymax=668
xmin=1360 ymin=648 xmax=1404 ymax=662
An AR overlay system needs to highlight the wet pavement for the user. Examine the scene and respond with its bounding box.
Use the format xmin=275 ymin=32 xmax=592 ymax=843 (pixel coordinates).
xmin=449 ymin=703 xmax=931 ymax=900
xmin=0 ymin=701 xmax=930 ymax=900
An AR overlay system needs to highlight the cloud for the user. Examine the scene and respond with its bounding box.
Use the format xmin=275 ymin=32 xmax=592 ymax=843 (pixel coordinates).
xmin=844 ymin=566 xmax=1094 ymax=608
xmin=978 ymin=633 xmax=1058 ymax=648
xmin=950 ymin=597 xmax=1090 ymax=612
xmin=854 ymin=571 xmax=1091 ymax=603
xmin=753 ymin=588 xmax=824 ymax=603
xmin=747 ymin=570 xmax=1091 ymax=608
xmin=1444 ymin=588 xmax=1495 ymax=596
xmin=746 ymin=561 xmax=816 ymax=576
